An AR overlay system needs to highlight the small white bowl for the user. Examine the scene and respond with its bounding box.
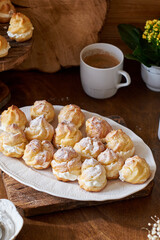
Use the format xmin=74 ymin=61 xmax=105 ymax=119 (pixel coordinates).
xmin=0 ymin=199 xmax=23 ymax=240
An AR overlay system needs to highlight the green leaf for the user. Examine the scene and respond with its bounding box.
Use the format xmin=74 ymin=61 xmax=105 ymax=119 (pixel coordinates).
xmin=118 ymin=24 xmax=142 ymax=50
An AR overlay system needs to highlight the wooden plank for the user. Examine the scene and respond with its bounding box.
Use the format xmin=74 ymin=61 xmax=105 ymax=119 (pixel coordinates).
xmin=1 ymin=116 xmax=154 ymax=217
xmin=0 ymin=81 xmax=10 ymax=109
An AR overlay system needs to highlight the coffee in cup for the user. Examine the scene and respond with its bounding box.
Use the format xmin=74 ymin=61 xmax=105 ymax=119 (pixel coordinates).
xmin=80 ymin=43 xmax=131 ymax=99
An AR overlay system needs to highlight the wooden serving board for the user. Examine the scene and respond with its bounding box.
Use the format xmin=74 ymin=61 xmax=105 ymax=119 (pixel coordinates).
xmin=1 ymin=116 xmax=154 ymax=217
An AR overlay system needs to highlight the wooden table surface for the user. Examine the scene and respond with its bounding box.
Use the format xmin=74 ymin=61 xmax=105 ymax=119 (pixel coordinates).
xmin=0 ymin=60 xmax=160 ymax=240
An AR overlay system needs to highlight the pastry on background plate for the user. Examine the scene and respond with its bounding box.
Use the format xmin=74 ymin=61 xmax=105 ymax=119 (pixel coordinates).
xmin=86 ymin=116 xmax=112 ymax=141
xmin=105 ymin=129 xmax=135 ymax=160
xmin=25 ymin=115 xmax=54 ymax=141
xmin=74 ymin=137 xmax=105 ymax=161
xmin=51 ymin=146 xmax=82 ymax=182
xmin=0 ymin=0 xmax=15 ymax=23
xmin=1 ymin=105 xmax=27 ymax=130
xmin=58 ymin=104 xmax=85 ymax=129
xmin=97 ymin=148 xmax=124 ymax=179
xmin=78 ymin=158 xmax=107 ymax=192
xmin=119 ymin=155 xmax=151 ymax=184
xmin=0 ymin=124 xmax=27 ymax=158
xmin=7 ymin=12 xmax=34 ymax=42
xmin=0 ymin=35 xmax=10 ymax=57
xmin=23 ymin=139 xmax=55 ymax=169
xmin=30 ymin=100 xmax=55 ymax=122
xmin=54 ymin=121 xmax=82 ymax=148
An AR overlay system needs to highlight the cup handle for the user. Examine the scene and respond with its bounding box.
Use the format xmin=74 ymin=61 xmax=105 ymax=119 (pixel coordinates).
xmin=117 ymin=70 xmax=131 ymax=89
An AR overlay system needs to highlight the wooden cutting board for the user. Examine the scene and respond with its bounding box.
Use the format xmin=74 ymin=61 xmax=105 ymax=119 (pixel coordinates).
xmin=1 ymin=116 xmax=154 ymax=217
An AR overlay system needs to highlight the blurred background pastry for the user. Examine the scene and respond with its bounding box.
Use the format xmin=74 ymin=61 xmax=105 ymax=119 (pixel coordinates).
xmin=30 ymin=100 xmax=55 ymax=122
xmin=0 ymin=0 xmax=15 ymax=23
xmin=97 ymin=148 xmax=124 ymax=179
xmin=105 ymin=129 xmax=135 ymax=160
xmin=7 ymin=12 xmax=34 ymax=42
xmin=119 ymin=155 xmax=151 ymax=184
xmin=1 ymin=105 xmax=28 ymax=130
xmin=25 ymin=115 xmax=54 ymax=141
xmin=54 ymin=121 xmax=82 ymax=148
xmin=0 ymin=123 xmax=27 ymax=158
xmin=23 ymin=139 xmax=55 ymax=169
xmin=0 ymin=35 xmax=10 ymax=57
xmin=51 ymin=146 xmax=82 ymax=182
xmin=74 ymin=137 xmax=105 ymax=160
xmin=78 ymin=158 xmax=107 ymax=192
xmin=58 ymin=104 xmax=85 ymax=128
xmin=86 ymin=116 xmax=112 ymax=141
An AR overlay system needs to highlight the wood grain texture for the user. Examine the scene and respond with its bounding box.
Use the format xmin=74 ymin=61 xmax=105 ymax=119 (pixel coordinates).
xmin=0 ymin=23 xmax=32 ymax=72
xmin=11 ymin=0 xmax=107 ymax=72
xmin=0 ymin=81 xmax=10 ymax=109
xmin=100 ymin=0 xmax=160 ymax=54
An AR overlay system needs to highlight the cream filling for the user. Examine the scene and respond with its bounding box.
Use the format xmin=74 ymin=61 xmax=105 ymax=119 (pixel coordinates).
xmin=52 ymin=169 xmax=79 ymax=181
xmin=0 ymin=42 xmax=10 ymax=56
xmin=3 ymin=144 xmax=19 ymax=153
xmin=32 ymin=161 xmax=49 ymax=169
xmin=0 ymin=13 xmax=11 ymax=18
xmin=7 ymin=28 xmax=33 ymax=39
xmin=79 ymin=178 xmax=103 ymax=187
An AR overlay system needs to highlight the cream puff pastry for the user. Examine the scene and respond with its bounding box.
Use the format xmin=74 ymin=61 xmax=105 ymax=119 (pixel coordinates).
xmin=0 ymin=35 xmax=10 ymax=57
xmin=23 ymin=139 xmax=55 ymax=169
xmin=0 ymin=123 xmax=27 ymax=158
xmin=74 ymin=137 xmax=105 ymax=160
xmin=0 ymin=0 xmax=15 ymax=23
xmin=105 ymin=129 xmax=135 ymax=160
xmin=58 ymin=104 xmax=85 ymax=129
xmin=51 ymin=146 xmax=82 ymax=182
xmin=119 ymin=155 xmax=151 ymax=184
xmin=78 ymin=158 xmax=107 ymax=192
xmin=30 ymin=100 xmax=55 ymax=122
xmin=7 ymin=12 xmax=34 ymax=42
xmin=1 ymin=105 xmax=28 ymax=130
xmin=25 ymin=115 xmax=54 ymax=141
xmin=54 ymin=121 xmax=82 ymax=148
xmin=97 ymin=148 xmax=124 ymax=179
xmin=86 ymin=116 xmax=112 ymax=141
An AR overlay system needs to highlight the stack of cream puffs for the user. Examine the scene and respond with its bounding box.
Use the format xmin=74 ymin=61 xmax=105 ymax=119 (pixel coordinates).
xmin=0 ymin=0 xmax=34 ymax=58
xmin=0 ymin=102 xmax=151 ymax=193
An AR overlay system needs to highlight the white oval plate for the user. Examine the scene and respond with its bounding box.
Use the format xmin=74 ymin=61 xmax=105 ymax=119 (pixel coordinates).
xmin=0 ymin=105 xmax=156 ymax=201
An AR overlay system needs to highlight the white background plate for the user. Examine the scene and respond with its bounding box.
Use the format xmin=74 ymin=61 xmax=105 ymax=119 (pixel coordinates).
xmin=0 ymin=105 xmax=157 ymax=201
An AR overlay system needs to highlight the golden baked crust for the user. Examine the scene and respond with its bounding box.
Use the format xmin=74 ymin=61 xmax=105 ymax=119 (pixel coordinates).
xmin=119 ymin=155 xmax=151 ymax=184
xmin=25 ymin=115 xmax=54 ymax=141
xmin=58 ymin=104 xmax=85 ymax=128
xmin=7 ymin=12 xmax=34 ymax=42
xmin=54 ymin=121 xmax=82 ymax=148
xmin=51 ymin=146 xmax=82 ymax=182
xmin=30 ymin=100 xmax=55 ymax=122
xmin=86 ymin=116 xmax=112 ymax=141
xmin=23 ymin=139 xmax=55 ymax=169
xmin=74 ymin=137 xmax=105 ymax=160
xmin=105 ymin=129 xmax=135 ymax=160
xmin=1 ymin=105 xmax=28 ymax=130
xmin=97 ymin=148 xmax=124 ymax=179
xmin=78 ymin=158 xmax=107 ymax=192
xmin=0 ymin=0 xmax=15 ymax=23
xmin=0 ymin=35 xmax=10 ymax=57
xmin=0 ymin=123 xmax=27 ymax=158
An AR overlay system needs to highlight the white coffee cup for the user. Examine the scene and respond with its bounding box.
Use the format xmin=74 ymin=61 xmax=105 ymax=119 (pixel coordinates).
xmin=80 ymin=43 xmax=131 ymax=99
